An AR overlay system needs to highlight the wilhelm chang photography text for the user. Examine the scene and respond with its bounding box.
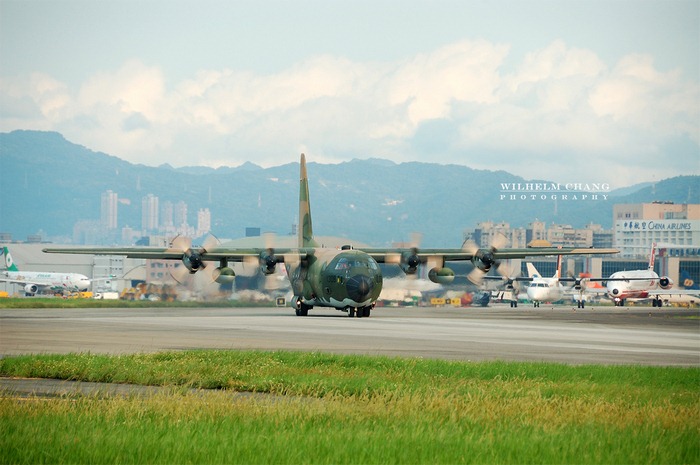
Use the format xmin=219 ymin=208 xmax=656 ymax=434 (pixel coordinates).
xmin=499 ymin=182 xmax=610 ymax=201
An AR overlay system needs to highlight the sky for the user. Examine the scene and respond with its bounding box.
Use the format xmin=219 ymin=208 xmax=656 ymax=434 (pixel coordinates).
xmin=1 ymin=0 xmax=699 ymax=187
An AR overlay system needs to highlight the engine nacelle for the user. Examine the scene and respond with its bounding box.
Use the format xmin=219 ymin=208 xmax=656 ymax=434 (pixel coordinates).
xmin=428 ymin=267 xmax=455 ymax=284
xmin=24 ymin=284 xmax=38 ymax=294
xmin=659 ymin=276 xmax=673 ymax=290
xmin=260 ymin=249 xmax=278 ymax=275
xmin=400 ymin=250 xmax=421 ymax=275
xmin=182 ymin=249 xmax=205 ymax=274
xmin=215 ymin=266 xmax=235 ymax=284
xmin=471 ymin=249 xmax=496 ymax=274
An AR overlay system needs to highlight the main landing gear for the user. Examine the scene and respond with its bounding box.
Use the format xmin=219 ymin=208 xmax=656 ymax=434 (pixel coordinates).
xmin=293 ymin=297 xmax=311 ymax=316
xmin=346 ymin=306 xmax=372 ymax=318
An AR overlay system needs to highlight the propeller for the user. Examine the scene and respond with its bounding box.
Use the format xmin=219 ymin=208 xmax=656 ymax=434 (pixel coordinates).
xmin=386 ymin=232 xmax=423 ymax=277
xmin=169 ymin=234 xmax=220 ymax=285
xmin=464 ymin=232 xmax=508 ymax=285
xmin=490 ymin=261 xmax=522 ymax=292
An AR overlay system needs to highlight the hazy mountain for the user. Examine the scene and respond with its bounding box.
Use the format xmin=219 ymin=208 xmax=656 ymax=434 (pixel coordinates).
xmin=1 ymin=130 xmax=698 ymax=247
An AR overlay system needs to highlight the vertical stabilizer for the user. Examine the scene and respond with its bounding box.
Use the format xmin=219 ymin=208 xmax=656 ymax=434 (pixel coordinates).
xmin=1 ymin=247 xmax=19 ymax=272
xmin=526 ymin=263 xmax=541 ymax=279
xmin=648 ymin=243 xmax=657 ymax=271
xmin=298 ymin=154 xmax=319 ymax=248
xmin=554 ymin=255 xmax=562 ymax=279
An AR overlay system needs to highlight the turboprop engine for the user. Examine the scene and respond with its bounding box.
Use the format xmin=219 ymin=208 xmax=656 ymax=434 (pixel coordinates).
xmin=260 ymin=249 xmax=279 ymax=275
xmin=470 ymin=248 xmax=497 ymax=274
xmin=400 ymin=250 xmax=421 ymax=275
xmin=659 ymin=276 xmax=673 ymax=289
xmin=429 ymin=267 xmax=455 ymax=284
xmin=181 ymin=248 xmax=205 ymax=274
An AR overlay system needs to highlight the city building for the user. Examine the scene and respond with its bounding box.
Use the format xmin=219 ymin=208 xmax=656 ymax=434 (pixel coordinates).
xmin=100 ymin=190 xmax=118 ymax=230
xmin=613 ymin=202 xmax=700 ymax=258
xmin=465 ymin=221 xmax=612 ymax=249
xmin=196 ymin=208 xmax=211 ymax=237
xmin=141 ymin=194 xmax=159 ymax=233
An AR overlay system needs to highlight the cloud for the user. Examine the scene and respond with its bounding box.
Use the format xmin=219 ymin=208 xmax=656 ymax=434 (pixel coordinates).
xmin=0 ymin=39 xmax=697 ymax=185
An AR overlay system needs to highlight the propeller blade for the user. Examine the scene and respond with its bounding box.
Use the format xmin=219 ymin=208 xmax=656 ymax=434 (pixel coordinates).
xmin=169 ymin=235 xmax=192 ymax=253
xmin=201 ymin=234 xmax=221 ymax=252
xmin=467 ymin=267 xmax=486 ymax=285
xmin=461 ymin=239 xmax=479 ymax=254
xmin=491 ymin=232 xmax=508 ymax=251
xmin=171 ymin=264 xmax=191 ymax=285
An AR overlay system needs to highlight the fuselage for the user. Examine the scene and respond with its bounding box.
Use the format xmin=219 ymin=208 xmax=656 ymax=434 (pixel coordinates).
xmin=526 ymin=279 xmax=566 ymax=303
xmin=606 ymin=270 xmax=661 ymax=300
xmin=286 ymin=248 xmax=383 ymax=310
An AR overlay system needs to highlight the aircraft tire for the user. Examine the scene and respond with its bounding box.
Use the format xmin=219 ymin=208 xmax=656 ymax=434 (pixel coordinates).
xmin=347 ymin=307 xmax=355 ymax=317
xmin=362 ymin=306 xmax=371 ymax=317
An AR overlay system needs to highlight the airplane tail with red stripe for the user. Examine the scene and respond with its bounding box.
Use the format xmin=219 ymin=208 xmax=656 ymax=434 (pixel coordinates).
xmin=648 ymin=243 xmax=656 ymax=271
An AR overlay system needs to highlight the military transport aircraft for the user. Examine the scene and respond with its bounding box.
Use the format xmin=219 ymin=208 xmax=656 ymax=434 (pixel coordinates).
xmin=44 ymin=154 xmax=619 ymax=317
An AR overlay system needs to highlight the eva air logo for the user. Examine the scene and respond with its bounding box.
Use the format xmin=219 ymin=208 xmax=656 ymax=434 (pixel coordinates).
xmin=2 ymin=248 xmax=15 ymax=270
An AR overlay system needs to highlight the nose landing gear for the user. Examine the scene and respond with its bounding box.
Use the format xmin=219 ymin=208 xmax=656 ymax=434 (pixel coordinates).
xmin=345 ymin=305 xmax=372 ymax=318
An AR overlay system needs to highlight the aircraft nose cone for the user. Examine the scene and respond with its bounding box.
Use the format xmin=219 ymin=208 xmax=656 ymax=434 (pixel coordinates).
xmin=346 ymin=275 xmax=373 ymax=302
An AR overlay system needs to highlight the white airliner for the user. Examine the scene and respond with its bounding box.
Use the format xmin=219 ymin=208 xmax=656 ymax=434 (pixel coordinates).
xmin=485 ymin=256 xmax=569 ymax=307
xmin=602 ymin=243 xmax=691 ymax=307
xmin=0 ymin=247 xmax=106 ymax=296
xmin=525 ymin=260 xmax=567 ymax=307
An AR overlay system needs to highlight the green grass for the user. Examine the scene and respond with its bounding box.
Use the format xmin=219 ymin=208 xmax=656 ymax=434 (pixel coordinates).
xmin=2 ymin=351 xmax=699 ymax=464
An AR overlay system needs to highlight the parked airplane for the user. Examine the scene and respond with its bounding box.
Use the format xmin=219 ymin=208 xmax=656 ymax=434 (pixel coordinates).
xmin=601 ymin=243 xmax=693 ymax=307
xmin=0 ymin=247 xmax=96 ymax=296
xmin=525 ymin=257 xmax=568 ymax=307
xmin=486 ymin=256 xmax=627 ymax=308
xmin=44 ymin=154 xmax=619 ymax=317
xmin=562 ymin=243 xmax=700 ymax=307
xmin=486 ymin=256 xmax=569 ymax=307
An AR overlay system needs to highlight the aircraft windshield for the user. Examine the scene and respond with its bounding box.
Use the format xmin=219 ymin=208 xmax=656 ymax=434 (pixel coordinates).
xmin=334 ymin=257 xmax=378 ymax=271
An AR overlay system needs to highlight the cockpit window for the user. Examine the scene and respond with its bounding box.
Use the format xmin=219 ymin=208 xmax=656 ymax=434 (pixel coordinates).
xmin=335 ymin=258 xmax=350 ymax=270
xmin=334 ymin=257 xmax=379 ymax=270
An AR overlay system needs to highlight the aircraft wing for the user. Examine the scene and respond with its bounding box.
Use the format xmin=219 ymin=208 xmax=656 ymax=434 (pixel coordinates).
xmin=42 ymin=246 xmax=309 ymax=262
xmin=363 ymin=247 xmax=619 ymax=263
xmin=0 ymin=276 xmax=43 ymax=286
xmin=559 ymin=276 xmax=660 ymax=283
xmin=648 ymin=289 xmax=700 ymax=297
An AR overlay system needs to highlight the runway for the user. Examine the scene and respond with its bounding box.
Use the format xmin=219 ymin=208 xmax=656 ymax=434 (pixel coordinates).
xmin=1 ymin=305 xmax=698 ymax=366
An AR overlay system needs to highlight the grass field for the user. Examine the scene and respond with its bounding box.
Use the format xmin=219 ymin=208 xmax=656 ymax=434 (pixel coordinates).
xmin=1 ymin=350 xmax=698 ymax=464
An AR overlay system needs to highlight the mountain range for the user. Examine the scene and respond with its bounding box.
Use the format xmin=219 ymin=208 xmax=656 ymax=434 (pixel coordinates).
xmin=1 ymin=130 xmax=698 ymax=247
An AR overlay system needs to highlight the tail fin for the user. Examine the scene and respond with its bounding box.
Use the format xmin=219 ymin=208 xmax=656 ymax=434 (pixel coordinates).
xmin=1 ymin=247 xmax=19 ymax=272
xmin=554 ymin=255 xmax=562 ymax=279
xmin=298 ymin=154 xmax=318 ymax=248
xmin=526 ymin=263 xmax=541 ymax=279
xmin=648 ymin=243 xmax=656 ymax=271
